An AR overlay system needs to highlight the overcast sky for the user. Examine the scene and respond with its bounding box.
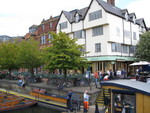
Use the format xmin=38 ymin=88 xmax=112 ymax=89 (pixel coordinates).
xmin=0 ymin=0 xmax=149 ymax=36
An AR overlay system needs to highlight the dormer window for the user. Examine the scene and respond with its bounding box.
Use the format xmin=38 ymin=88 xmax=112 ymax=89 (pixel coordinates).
xmin=75 ymin=14 xmax=80 ymax=23
xmin=133 ymin=16 xmax=136 ymax=24
xmin=125 ymin=13 xmax=128 ymax=21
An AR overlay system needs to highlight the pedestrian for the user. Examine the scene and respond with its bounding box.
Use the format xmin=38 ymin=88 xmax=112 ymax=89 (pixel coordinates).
xmin=18 ymin=78 xmax=23 ymax=87
xmin=94 ymin=70 xmax=99 ymax=88
xmin=83 ymin=90 xmax=90 ymax=113
xmin=116 ymin=68 xmax=121 ymax=79
xmin=67 ymin=89 xmax=74 ymax=112
xmin=109 ymin=69 xmax=113 ymax=80
xmin=21 ymin=78 xmax=26 ymax=88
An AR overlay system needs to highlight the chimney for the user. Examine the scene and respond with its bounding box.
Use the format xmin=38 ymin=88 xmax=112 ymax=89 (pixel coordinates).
xmin=107 ymin=0 xmax=115 ymax=6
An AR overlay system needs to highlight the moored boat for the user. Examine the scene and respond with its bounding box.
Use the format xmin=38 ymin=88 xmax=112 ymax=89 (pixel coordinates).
xmin=0 ymin=92 xmax=37 ymax=112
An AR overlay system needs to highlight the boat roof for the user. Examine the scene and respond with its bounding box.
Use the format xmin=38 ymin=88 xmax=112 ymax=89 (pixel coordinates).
xmin=101 ymin=80 xmax=150 ymax=96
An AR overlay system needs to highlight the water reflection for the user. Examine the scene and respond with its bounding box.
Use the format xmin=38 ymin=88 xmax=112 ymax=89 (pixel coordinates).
xmin=3 ymin=105 xmax=61 ymax=113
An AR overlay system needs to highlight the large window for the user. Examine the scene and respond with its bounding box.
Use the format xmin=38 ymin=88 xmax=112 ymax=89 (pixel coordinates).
xmin=129 ymin=46 xmax=136 ymax=54
xmin=41 ymin=35 xmax=46 ymax=44
xmin=48 ymin=34 xmax=53 ymax=43
xmin=74 ymin=30 xmax=85 ymax=39
xmin=122 ymin=45 xmax=129 ymax=54
xmin=95 ymin=43 xmax=101 ymax=53
xmin=59 ymin=21 xmax=68 ymax=30
xmin=111 ymin=43 xmax=121 ymax=52
xmin=92 ymin=26 xmax=103 ymax=37
xmin=89 ymin=10 xmax=102 ymax=21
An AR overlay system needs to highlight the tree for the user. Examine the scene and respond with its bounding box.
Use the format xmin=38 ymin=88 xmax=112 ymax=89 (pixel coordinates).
xmin=17 ymin=38 xmax=44 ymax=76
xmin=134 ymin=32 xmax=150 ymax=61
xmin=44 ymin=32 xmax=89 ymax=76
xmin=0 ymin=41 xmax=19 ymax=79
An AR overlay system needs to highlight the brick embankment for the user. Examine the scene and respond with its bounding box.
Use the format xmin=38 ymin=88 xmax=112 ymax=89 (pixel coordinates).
xmin=0 ymin=79 xmax=106 ymax=113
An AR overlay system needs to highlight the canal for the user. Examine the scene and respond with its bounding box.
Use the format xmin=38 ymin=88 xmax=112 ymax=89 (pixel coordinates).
xmin=3 ymin=105 xmax=61 ymax=113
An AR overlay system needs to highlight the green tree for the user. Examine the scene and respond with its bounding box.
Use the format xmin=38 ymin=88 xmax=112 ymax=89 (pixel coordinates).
xmin=44 ymin=32 xmax=89 ymax=76
xmin=17 ymin=38 xmax=44 ymax=76
xmin=0 ymin=41 xmax=19 ymax=79
xmin=134 ymin=32 xmax=150 ymax=61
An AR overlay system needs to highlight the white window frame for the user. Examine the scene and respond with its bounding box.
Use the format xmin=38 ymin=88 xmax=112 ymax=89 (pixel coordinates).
xmin=48 ymin=34 xmax=53 ymax=43
xmin=95 ymin=43 xmax=101 ymax=53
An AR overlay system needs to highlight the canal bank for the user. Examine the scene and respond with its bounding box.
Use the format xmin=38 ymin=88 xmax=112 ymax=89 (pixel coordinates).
xmin=0 ymin=79 xmax=102 ymax=113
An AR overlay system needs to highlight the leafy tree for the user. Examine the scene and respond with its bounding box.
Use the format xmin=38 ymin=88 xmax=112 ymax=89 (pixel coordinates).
xmin=0 ymin=41 xmax=19 ymax=79
xmin=44 ymin=32 xmax=89 ymax=76
xmin=17 ymin=38 xmax=44 ymax=76
xmin=134 ymin=32 xmax=150 ymax=61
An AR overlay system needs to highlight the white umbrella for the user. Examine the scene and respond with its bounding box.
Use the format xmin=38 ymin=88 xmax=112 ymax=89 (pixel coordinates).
xmin=130 ymin=61 xmax=150 ymax=66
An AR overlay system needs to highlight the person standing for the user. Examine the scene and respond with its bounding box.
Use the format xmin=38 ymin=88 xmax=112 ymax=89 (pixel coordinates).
xmin=67 ymin=89 xmax=74 ymax=112
xmin=83 ymin=90 xmax=90 ymax=113
xmin=94 ymin=70 xmax=99 ymax=88
xmin=116 ymin=68 xmax=121 ymax=79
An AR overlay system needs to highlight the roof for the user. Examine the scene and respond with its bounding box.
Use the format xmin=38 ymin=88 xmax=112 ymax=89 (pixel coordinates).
xmin=101 ymin=80 xmax=150 ymax=96
xmin=60 ymin=0 xmax=147 ymax=30
xmin=62 ymin=7 xmax=88 ymax=23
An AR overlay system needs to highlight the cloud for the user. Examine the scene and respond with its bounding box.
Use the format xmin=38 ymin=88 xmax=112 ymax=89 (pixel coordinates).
xmin=126 ymin=0 xmax=150 ymax=27
xmin=0 ymin=0 xmax=149 ymax=36
xmin=0 ymin=0 xmax=91 ymax=36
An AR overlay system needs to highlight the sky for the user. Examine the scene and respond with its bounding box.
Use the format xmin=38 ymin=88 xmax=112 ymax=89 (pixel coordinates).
xmin=0 ymin=0 xmax=149 ymax=37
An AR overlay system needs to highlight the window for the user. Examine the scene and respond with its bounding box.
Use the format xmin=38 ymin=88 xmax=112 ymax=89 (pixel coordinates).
xmin=59 ymin=21 xmax=68 ymax=30
xmin=133 ymin=32 xmax=136 ymax=40
xmin=75 ymin=14 xmax=80 ymax=23
xmin=95 ymin=43 xmax=101 ymax=52
xmin=89 ymin=10 xmax=102 ymax=21
xmin=125 ymin=13 xmax=128 ymax=21
xmin=74 ymin=30 xmax=85 ymax=39
xmin=116 ymin=27 xmax=120 ymax=36
xmin=113 ymin=92 xmax=136 ymax=113
xmin=133 ymin=16 xmax=136 ymax=24
xmin=48 ymin=34 xmax=53 ymax=43
xmin=92 ymin=26 xmax=103 ymax=37
xmin=111 ymin=43 xmax=121 ymax=52
xmin=41 ymin=35 xmax=46 ymax=44
xmin=129 ymin=46 xmax=135 ymax=54
xmin=124 ymin=30 xmax=130 ymax=38
xmin=42 ymin=24 xmax=45 ymax=31
xmin=122 ymin=45 xmax=129 ymax=54
xmin=50 ymin=22 xmax=53 ymax=28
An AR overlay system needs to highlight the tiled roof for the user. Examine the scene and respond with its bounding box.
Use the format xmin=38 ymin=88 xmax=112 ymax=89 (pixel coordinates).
xmin=61 ymin=0 xmax=147 ymax=29
xmin=62 ymin=7 xmax=88 ymax=23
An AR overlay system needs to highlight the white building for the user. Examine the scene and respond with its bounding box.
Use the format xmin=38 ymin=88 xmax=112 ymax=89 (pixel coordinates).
xmin=56 ymin=0 xmax=147 ymax=73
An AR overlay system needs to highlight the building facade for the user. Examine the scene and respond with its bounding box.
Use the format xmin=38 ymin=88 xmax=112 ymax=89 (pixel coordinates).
xmin=56 ymin=0 xmax=147 ymax=73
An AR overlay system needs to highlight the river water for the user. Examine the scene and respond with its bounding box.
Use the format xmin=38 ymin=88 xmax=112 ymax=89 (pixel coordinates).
xmin=3 ymin=105 xmax=61 ymax=113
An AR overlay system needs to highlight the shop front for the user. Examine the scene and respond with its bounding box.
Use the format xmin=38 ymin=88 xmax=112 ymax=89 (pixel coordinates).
xmin=86 ymin=56 xmax=135 ymax=73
